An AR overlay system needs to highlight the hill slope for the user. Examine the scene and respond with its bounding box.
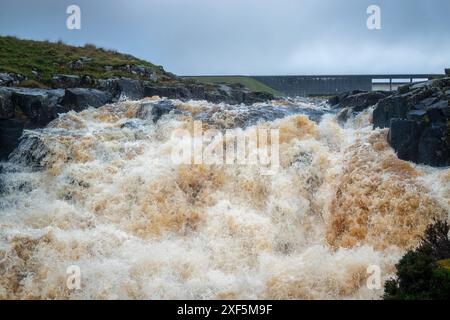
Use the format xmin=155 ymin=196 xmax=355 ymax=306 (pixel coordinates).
xmin=0 ymin=36 xmax=172 ymax=86
xmin=185 ymin=76 xmax=281 ymax=96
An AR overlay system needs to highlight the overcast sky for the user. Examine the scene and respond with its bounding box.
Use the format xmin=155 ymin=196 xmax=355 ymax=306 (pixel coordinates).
xmin=0 ymin=0 xmax=449 ymax=75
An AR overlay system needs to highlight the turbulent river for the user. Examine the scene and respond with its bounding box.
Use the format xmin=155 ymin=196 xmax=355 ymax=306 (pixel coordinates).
xmin=0 ymin=97 xmax=449 ymax=299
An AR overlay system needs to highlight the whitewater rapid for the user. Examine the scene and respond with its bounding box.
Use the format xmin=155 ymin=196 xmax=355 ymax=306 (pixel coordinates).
xmin=0 ymin=97 xmax=449 ymax=299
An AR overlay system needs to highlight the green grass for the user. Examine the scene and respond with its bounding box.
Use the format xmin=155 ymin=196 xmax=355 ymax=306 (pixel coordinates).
xmin=0 ymin=36 xmax=167 ymax=84
xmin=185 ymin=76 xmax=281 ymax=96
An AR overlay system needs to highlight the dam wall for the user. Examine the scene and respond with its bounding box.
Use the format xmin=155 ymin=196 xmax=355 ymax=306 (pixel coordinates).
xmin=252 ymin=74 xmax=441 ymax=96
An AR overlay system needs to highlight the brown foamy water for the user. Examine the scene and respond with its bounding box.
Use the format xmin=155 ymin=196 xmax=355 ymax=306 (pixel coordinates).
xmin=0 ymin=98 xmax=448 ymax=299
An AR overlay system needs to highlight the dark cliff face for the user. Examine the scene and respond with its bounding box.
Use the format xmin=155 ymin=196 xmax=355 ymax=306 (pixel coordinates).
xmin=329 ymin=78 xmax=450 ymax=168
xmin=373 ymin=78 xmax=450 ymax=167
xmin=0 ymin=75 xmax=274 ymax=161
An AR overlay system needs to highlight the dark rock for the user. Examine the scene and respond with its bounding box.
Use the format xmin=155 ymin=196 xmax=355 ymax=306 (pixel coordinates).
xmin=143 ymin=85 xmax=179 ymax=99
xmin=339 ymin=91 xmax=388 ymax=112
xmin=136 ymin=99 xmax=177 ymax=122
xmin=417 ymin=125 xmax=450 ymax=167
xmin=420 ymin=97 xmax=439 ymax=108
xmin=151 ymin=100 xmax=177 ymax=122
xmin=68 ymin=60 xmax=84 ymax=70
xmin=10 ymin=88 xmax=65 ymax=127
xmin=407 ymin=110 xmax=427 ymax=121
xmin=80 ymin=75 xmax=95 ymax=87
xmin=398 ymin=84 xmax=412 ymax=94
xmin=328 ymin=95 xmax=340 ymax=106
xmin=446 ymin=69 xmax=450 ymax=76
xmin=8 ymin=132 xmax=50 ymax=169
xmin=336 ymin=108 xmax=351 ymax=124
xmin=60 ymin=88 xmax=112 ymax=111
xmin=51 ymin=74 xmax=81 ymax=88
xmin=0 ymin=88 xmax=14 ymax=119
xmin=426 ymin=101 xmax=449 ymax=124
xmin=373 ymin=95 xmax=408 ymax=129
xmin=0 ymin=73 xmax=26 ymax=87
xmin=376 ymin=77 xmax=450 ymax=167
xmin=96 ymin=78 xmax=145 ymax=101
xmin=388 ymin=119 xmax=421 ymax=162
xmin=116 ymin=79 xmax=144 ymax=100
xmin=0 ymin=119 xmax=24 ymax=160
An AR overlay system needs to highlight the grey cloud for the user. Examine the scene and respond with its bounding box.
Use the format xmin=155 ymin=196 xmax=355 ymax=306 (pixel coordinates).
xmin=0 ymin=0 xmax=449 ymax=75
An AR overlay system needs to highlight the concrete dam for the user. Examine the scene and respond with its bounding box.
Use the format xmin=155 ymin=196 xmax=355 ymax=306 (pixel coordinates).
xmin=252 ymin=74 xmax=441 ymax=96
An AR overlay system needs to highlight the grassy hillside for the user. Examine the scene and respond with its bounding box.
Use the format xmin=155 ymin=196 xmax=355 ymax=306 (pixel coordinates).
xmin=0 ymin=36 xmax=168 ymax=84
xmin=0 ymin=36 xmax=276 ymax=98
xmin=185 ymin=76 xmax=281 ymax=96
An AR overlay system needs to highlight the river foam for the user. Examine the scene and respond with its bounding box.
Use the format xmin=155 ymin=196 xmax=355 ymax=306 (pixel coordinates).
xmin=0 ymin=97 xmax=448 ymax=299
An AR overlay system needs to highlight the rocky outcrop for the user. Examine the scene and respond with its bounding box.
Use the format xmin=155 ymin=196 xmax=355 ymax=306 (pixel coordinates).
xmin=0 ymin=73 xmax=26 ymax=87
xmin=60 ymin=88 xmax=112 ymax=111
xmin=0 ymin=119 xmax=23 ymax=160
xmin=0 ymin=87 xmax=114 ymax=160
xmin=373 ymin=77 xmax=450 ymax=167
xmin=136 ymin=99 xmax=180 ymax=123
xmin=329 ymin=78 xmax=450 ymax=167
xmin=328 ymin=91 xmax=388 ymax=111
xmin=8 ymin=88 xmax=65 ymax=127
xmin=329 ymin=90 xmax=389 ymax=124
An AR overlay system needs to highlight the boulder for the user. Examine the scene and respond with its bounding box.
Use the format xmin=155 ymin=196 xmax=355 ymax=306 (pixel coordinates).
xmin=0 ymin=88 xmax=14 ymax=119
xmin=96 ymin=78 xmax=145 ymax=100
xmin=0 ymin=119 xmax=24 ymax=160
xmin=8 ymin=132 xmax=51 ymax=169
xmin=327 ymin=95 xmax=340 ymax=106
xmin=338 ymin=91 xmax=388 ymax=112
xmin=143 ymin=85 xmax=185 ymax=100
xmin=0 ymin=73 xmax=26 ymax=87
xmin=417 ymin=125 xmax=450 ymax=167
xmin=136 ymin=99 xmax=177 ymax=122
xmin=68 ymin=60 xmax=84 ymax=70
xmin=116 ymin=79 xmax=144 ymax=100
xmin=51 ymin=74 xmax=81 ymax=88
xmin=373 ymin=77 xmax=450 ymax=167
xmin=10 ymin=88 xmax=65 ymax=127
xmin=373 ymin=95 xmax=409 ymax=128
xmin=426 ymin=100 xmax=449 ymax=124
xmin=60 ymin=88 xmax=112 ymax=111
xmin=388 ymin=119 xmax=421 ymax=162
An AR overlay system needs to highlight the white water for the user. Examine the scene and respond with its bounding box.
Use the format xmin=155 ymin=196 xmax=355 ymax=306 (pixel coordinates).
xmin=0 ymin=97 xmax=448 ymax=299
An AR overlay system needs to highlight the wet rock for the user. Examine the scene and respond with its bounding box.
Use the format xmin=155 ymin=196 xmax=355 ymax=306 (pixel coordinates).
xmin=143 ymin=85 xmax=190 ymax=100
xmin=0 ymin=73 xmax=26 ymax=87
xmin=10 ymin=88 xmax=65 ymax=127
xmin=8 ymin=132 xmax=50 ymax=169
xmin=116 ymin=79 xmax=144 ymax=100
xmin=427 ymin=100 xmax=449 ymax=124
xmin=151 ymin=100 xmax=178 ymax=122
xmin=338 ymin=91 xmax=388 ymax=112
xmin=407 ymin=109 xmax=427 ymax=121
xmin=0 ymin=119 xmax=24 ymax=160
xmin=51 ymin=74 xmax=82 ymax=88
xmin=328 ymin=95 xmax=340 ymax=106
xmin=136 ymin=99 xmax=178 ymax=122
xmin=60 ymin=88 xmax=112 ymax=111
xmin=417 ymin=125 xmax=450 ymax=167
xmin=336 ymin=108 xmax=351 ymax=124
xmin=388 ymin=119 xmax=421 ymax=162
xmin=373 ymin=95 xmax=409 ymax=129
xmin=0 ymin=88 xmax=14 ymax=119
xmin=375 ymin=77 xmax=450 ymax=167
xmin=96 ymin=78 xmax=144 ymax=100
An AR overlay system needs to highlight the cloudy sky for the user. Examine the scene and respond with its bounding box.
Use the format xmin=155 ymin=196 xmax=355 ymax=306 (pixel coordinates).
xmin=0 ymin=0 xmax=449 ymax=75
